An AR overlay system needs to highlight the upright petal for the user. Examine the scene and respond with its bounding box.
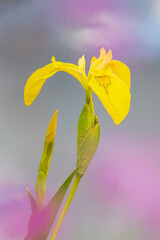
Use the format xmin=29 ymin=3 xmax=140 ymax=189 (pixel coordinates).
xmin=78 ymin=55 xmax=85 ymax=72
xmin=78 ymin=55 xmax=88 ymax=88
xmin=90 ymin=56 xmax=97 ymax=66
xmin=24 ymin=58 xmax=85 ymax=106
xmin=88 ymin=48 xmax=112 ymax=79
xmin=100 ymin=48 xmax=112 ymax=62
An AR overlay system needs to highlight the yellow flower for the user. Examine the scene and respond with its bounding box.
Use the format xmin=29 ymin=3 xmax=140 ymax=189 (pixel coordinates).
xmin=24 ymin=48 xmax=131 ymax=124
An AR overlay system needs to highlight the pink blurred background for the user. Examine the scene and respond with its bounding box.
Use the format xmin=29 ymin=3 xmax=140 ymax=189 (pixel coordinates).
xmin=0 ymin=0 xmax=160 ymax=239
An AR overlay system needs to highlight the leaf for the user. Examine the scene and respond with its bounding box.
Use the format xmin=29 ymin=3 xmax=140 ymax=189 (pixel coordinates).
xmin=25 ymin=168 xmax=78 ymax=240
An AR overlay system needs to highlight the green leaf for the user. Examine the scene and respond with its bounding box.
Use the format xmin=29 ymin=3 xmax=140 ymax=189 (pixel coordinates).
xmin=25 ymin=168 xmax=77 ymax=240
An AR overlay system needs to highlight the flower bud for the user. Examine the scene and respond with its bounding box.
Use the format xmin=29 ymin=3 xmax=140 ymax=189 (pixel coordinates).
xmin=36 ymin=110 xmax=58 ymax=213
xmin=76 ymin=101 xmax=100 ymax=176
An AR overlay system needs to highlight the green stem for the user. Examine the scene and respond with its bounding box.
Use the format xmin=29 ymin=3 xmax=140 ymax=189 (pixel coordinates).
xmin=86 ymin=88 xmax=92 ymax=104
xmin=50 ymin=174 xmax=81 ymax=240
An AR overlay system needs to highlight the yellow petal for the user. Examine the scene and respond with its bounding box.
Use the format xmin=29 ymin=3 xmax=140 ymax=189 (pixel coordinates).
xmin=90 ymin=56 xmax=97 ymax=66
xmin=100 ymin=48 xmax=112 ymax=61
xmin=24 ymin=62 xmax=56 ymax=106
xmin=88 ymin=48 xmax=112 ymax=78
xmin=105 ymin=49 xmax=113 ymax=61
xmin=78 ymin=55 xmax=85 ymax=72
xmin=107 ymin=60 xmax=130 ymax=88
xmin=55 ymin=61 xmax=85 ymax=84
xmin=78 ymin=55 xmax=88 ymax=89
xmin=88 ymin=73 xmax=131 ymax=124
xmin=24 ymin=59 xmax=85 ymax=106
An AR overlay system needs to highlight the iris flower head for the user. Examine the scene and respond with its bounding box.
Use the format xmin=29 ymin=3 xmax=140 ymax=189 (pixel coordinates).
xmin=24 ymin=48 xmax=131 ymax=124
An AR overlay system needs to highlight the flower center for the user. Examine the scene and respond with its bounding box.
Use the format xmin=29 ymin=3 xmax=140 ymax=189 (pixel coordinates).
xmin=95 ymin=75 xmax=111 ymax=94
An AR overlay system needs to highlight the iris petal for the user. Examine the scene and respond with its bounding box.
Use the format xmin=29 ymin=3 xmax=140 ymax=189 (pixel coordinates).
xmin=107 ymin=60 xmax=131 ymax=88
xmin=88 ymin=49 xmax=113 ymax=78
xmin=88 ymin=48 xmax=131 ymax=124
xmin=88 ymin=73 xmax=131 ymax=124
xmin=24 ymin=60 xmax=85 ymax=106
xmin=24 ymin=63 xmax=56 ymax=106
xmin=24 ymin=48 xmax=131 ymax=125
xmin=90 ymin=56 xmax=97 ymax=66
xmin=78 ymin=55 xmax=85 ymax=72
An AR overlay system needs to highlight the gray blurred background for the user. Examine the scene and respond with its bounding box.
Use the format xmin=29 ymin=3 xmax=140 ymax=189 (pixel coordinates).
xmin=0 ymin=0 xmax=160 ymax=239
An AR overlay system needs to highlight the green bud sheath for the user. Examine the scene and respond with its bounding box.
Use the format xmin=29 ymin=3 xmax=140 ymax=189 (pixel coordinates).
xmin=36 ymin=110 xmax=58 ymax=213
xmin=77 ymin=100 xmax=100 ymax=176
xmin=35 ymin=170 xmax=47 ymax=213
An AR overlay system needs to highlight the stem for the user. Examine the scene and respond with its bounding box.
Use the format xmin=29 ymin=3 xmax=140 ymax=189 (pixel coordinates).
xmin=50 ymin=174 xmax=81 ymax=240
xmin=86 ymin=88 xmax=92 ymax=104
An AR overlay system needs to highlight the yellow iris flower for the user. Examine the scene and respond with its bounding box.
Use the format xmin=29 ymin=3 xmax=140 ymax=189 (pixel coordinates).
xmin=24 ymin=48 xmax=131 ymax=124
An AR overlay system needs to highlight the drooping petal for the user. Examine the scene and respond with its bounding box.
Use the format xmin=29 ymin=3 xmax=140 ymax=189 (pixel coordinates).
xmin=24 ymin=62 xmax=56 ymax=106
xmin=88 ymin=48 xmax=131 ymax=124
xmin=24 ymin=58 xmax=85 ymax=106
xmin=55 ymin=61 xmax=85 ymax=87
xmin=88 ymin=73 xmax=131 ymax=124
xmin=107 ymin=60 xmax=130 ymax=88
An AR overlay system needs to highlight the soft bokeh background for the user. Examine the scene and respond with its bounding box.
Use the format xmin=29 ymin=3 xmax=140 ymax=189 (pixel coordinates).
xmin=0 ymin=0 xmax=160 ymax=239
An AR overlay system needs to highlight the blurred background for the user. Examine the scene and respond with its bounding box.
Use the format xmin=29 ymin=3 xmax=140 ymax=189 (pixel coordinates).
xmin=0 ymin=0 xmax=160 ymax=239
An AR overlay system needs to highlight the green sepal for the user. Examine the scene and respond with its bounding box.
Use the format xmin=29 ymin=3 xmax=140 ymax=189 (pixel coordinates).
xmin=25 ymin=168 xmax=78 ymax=240
xmin=77 ymin=101 xmax=100 ymax=176
xmin=77 ymin=101 xmax=94 ymax=151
